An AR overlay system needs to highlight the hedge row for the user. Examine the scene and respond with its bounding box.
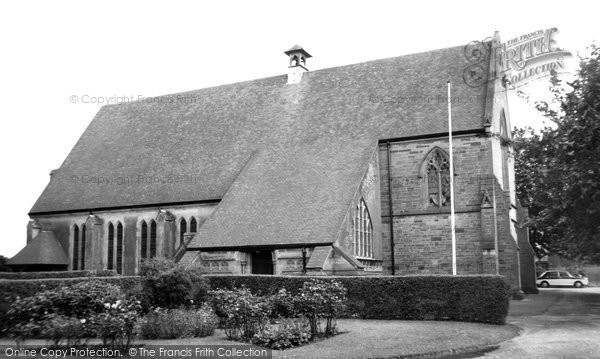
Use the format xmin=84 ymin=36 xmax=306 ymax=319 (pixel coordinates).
xmin=0 ymin=275 xmax=509 ymax=326
xmin=0 ymin=270 xmax=116 ymax=280
xmin=206 ymin=275 xmax=510 ymax=324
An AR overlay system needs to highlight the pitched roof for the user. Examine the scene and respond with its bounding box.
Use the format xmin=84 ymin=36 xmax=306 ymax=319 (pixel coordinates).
xmin=188 ymin=137 xmax=376 ymax=249
xmin=7 ymin=231 xmax=69 ymax=266
xmin=30 ymin=44 xmax=489 ymax=214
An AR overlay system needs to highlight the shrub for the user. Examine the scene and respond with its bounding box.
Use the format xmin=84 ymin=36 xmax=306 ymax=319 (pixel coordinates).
xmin=90 ymin=298 xmax=141 ymax=351
xmin=294 ymin=279 xmax=346 ymax=336
xmin=138 ymin=305 xmax=218 ymax=339
xmin=209 ymin=287 xmax=271 ymax=341
xmin=252 ymin=319 xmax=311 ymax=350
xmin=268 ymin=289 xmax=296 ymax=319
xmin=206 ymin=275 xmax=510 ymax=324
xmin=138 ymin=258 xmax=178 ymax=277
xmin=7 ymin=280 xmax=125 ymax=339
xmin=5 ymin=280 xmax=134 ymax=343
xmin=139 ymin=259 xmax=210 ymax=309
xmin=41 ymin=314 xmax=90 ymax=347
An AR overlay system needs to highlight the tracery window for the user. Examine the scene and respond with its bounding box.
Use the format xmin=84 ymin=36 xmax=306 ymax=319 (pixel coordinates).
xmin=353 ymin=198 xmax=373 ymax=258
xmin=426 ymin=149 xmax=451 ymax=207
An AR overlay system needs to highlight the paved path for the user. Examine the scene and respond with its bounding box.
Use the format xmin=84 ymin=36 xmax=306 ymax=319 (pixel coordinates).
xmin=481 ymin=287 xmax=600 ymax=359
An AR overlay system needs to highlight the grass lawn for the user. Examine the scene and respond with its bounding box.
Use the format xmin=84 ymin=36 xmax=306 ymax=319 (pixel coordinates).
xmin=0 ymin=319 xmax=518 ymax=359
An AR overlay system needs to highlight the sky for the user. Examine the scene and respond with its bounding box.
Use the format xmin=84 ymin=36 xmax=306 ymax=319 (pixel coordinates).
xmin=0 ymin=0 xmax=598 ymax=257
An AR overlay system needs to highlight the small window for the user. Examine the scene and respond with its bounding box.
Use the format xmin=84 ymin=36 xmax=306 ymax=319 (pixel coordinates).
xmin=80 ymin=224 xmax=86 ymax=270
xmin=107 ymin=222 xmax=114 ymax=270
xmin=116 ymin=222 xmax=123 ymax=274
xmin=190 ymin=217 xmax=197 ymax=233
xmin=140 ymin=220 xmax=148 ymax=259
xmin=72 ymin=225 xmax=80 ymax=270
xmin=150 ymin=220 xmax=157 ymax=258
xmin=179 ymin=218 xmax=187 ymax=246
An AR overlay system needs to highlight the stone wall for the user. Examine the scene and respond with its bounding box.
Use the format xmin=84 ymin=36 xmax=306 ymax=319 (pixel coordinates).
xmin=28 ymin=203 xmax=217 ymax=275
xmin=378 ymin=133 xmax=521 ymax=289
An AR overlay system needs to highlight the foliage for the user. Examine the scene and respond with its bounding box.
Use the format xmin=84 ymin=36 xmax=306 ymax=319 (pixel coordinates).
xmin=0 ymin=270 xmax=117 ymax=280
xmin=5 ymin=279 xmax=140 ymax=347
xmin=209 ymin=287 xmax=271 ymax=341
xmin=138 ymin=257 xmax=178 ymax=277
xmin=207 ymin=275 xmax=509 ymax=324
xmin=514 ymin=45 xmax=600 ymax=263
xmin=7 ymin=280 xmax=125 ymax=338
xmin=139 ymin=259 xmax=210 ymax=309
xmin=40 ymin=314 xmax=90 ymax=347
xmin=268 ymin=288 xmax=296 ymax=318
xmin=138 ymin=305 xmax=218 ymax=339
xmin=89 ymin=298 xmax=141 ymax=351
xmin=252 ymin=319 xmax=311 ymax=350
xmin=293 ymin=279 xmax=347 ymax=336
xmin=0 ymin=255 xmax=10 ymax=272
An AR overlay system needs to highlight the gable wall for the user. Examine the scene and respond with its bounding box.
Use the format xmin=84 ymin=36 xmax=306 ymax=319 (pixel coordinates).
xmin=379 ymin=133 xmax=495 ymax=275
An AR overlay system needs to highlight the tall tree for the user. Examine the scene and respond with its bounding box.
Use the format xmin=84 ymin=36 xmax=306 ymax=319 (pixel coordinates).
xmin=514 ymin=45 xmax=600 ymax=263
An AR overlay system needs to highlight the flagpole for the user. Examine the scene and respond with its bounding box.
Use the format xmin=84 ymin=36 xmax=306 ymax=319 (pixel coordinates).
xmin=448 ymin=81 xmax=457 ymax=276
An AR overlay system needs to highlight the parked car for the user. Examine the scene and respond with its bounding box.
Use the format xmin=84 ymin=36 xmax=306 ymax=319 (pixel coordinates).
xmin=536 ymin=270 xmax=589 ymax=288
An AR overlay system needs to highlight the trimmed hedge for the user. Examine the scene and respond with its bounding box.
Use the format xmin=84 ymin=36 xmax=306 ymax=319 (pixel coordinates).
xmin=206 ymin=275 xmax=510 ymax=325
xmin=0 ymin=270 xmax=116 ymax=280
xmin=0 ymin=274 xmax=510 ymax=329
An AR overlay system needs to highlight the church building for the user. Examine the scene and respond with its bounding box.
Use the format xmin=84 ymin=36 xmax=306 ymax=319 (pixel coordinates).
xmin=9 ymin=33 xmax=537 ymax=292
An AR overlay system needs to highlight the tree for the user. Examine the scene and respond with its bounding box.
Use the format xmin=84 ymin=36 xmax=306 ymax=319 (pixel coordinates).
xmin=514 ymin=45 xmax=600 ymax=263
xmin=0 ymin=255 xmax=10 ymax=272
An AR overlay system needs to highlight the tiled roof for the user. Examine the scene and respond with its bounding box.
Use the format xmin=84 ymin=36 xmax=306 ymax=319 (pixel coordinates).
xmin=30 ymin=44 xmax=489 ymax=215
xmin=7 ymin=231 xmax=69 ymax=265
xmin=188 ymin=137 xmax=376 ymax=248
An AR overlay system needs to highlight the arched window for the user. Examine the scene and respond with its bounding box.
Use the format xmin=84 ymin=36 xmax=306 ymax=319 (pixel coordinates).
xmin=353 ymin=199 xmax=373 ymax=258
xmin=81 ymin=224 xmax=86 ymax=270
xmin=425 ymin=148 xmax=451 ymax=207
xmin=72 ymin=225 xmax=80 ymax=270
xmin=140 ymin=220 xmax=148 ymax=259
xmin=190 ymin=217 xmax=197 ymax=233
xmin=116 ymin=222 xmax=123 ymax=274
xmin=179 ymin=218 xmax=187 ymax=246
xmin=150 ymin=220 xmax=157 ymax=258
xmin=107 ymin=222 xmax=114 ymax=270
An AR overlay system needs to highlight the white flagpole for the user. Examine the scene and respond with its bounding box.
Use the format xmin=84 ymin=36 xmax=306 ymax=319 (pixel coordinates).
xmin=448 ymin=81 xmax=457 ymax=276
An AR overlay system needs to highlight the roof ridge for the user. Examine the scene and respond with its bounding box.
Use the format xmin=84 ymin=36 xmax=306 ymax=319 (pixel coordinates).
xmin=100 ymin=43 xmax=474 ymax=109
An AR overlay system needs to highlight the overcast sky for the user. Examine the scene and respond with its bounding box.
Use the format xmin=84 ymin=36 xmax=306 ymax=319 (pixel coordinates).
xmin=0 ymin=0 xmax=598 ymax=257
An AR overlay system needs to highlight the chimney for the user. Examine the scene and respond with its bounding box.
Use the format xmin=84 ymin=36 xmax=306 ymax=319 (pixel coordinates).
xmin=284 ymin=45 xmax=312 ymax=84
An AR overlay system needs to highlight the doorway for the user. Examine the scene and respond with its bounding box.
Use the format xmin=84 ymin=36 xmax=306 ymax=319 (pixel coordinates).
xmin=251 ymin=250 xmax=274 ymax=275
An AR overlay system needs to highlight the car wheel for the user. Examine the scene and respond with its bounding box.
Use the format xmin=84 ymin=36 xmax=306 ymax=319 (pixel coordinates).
xmin=574 ymin=281 xmax=583 ymax=288
xmin=540 ymin=281 xmax=549 ymax=288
